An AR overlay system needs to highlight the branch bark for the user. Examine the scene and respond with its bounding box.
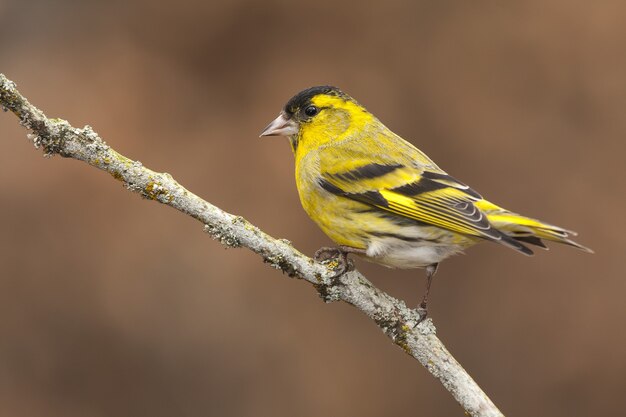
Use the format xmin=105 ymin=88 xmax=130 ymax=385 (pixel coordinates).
xmin=0 ymin=74 xmax=504 ymax=417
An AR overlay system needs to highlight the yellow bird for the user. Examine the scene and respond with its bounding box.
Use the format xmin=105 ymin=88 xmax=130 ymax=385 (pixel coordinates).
xmin=260 ymin=86 xmax=591 ymax=317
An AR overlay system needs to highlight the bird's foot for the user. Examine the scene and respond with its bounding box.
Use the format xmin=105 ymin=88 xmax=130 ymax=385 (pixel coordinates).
xmin=314 ymin=246 xmax=342 ymax=262
xmin=415 ymin=301 xmax=428 ymax=325
xmin=314 ymin=246 xmax=353 ymax=277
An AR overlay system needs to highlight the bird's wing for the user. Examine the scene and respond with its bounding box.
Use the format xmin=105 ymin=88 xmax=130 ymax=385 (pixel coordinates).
xmin=318 ymin=151 xmax=532 ymax=254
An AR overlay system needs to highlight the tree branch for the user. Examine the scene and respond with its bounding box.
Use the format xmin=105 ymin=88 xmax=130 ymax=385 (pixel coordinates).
xmin=0 ymin=74 xmax=504 ymax=417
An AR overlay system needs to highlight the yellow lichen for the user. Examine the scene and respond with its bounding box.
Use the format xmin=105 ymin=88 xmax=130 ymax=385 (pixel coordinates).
xmin=145 ymin=180 xmax=169 ymax=201
xmin=110 ymin=170 xmax=124 ymax=181
xmin=398 ymin=340 xmax=412 ymax=354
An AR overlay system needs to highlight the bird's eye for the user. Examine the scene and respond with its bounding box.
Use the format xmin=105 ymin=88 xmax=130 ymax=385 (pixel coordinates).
xmin=304 ymin=105 xmax=319 ymax=117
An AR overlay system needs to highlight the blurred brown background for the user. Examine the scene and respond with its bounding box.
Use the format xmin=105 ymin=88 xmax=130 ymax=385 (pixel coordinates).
xmin=0 ymin=1 xmax=624 ymax=416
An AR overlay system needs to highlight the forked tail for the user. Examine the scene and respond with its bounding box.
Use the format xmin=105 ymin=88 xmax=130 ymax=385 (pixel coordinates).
xmin=485 ymin=210 xmax=593 ymax=255
xmin=473 ymin=199 xmax=592 ymax=255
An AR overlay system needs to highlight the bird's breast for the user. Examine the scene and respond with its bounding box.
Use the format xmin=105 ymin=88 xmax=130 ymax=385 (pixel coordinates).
xmin=294 ymin=153 xmax=369 ymax=249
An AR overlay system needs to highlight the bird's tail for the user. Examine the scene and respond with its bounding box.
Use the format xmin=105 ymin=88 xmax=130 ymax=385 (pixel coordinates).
xmin=475 ymin=199 xmax=593 ymax=254
xmin=483 ymin=207 xmax=593 ymax=255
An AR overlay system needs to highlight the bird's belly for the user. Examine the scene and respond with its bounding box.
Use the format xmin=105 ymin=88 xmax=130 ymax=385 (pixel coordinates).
xmin=365 ymin=241 xmax=462 ymax=268
xmin=363 ymin=227 xmax=476 ymax=269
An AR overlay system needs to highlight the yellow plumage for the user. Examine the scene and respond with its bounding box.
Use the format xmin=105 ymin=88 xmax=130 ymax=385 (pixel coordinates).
xmin=260 ymin=86 xmax=591 ymax=312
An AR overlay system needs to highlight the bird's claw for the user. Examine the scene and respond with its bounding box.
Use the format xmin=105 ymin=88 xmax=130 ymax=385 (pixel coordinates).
xmin=414 ymin=302 xmax=428 ymax=326
xmin=314 ymin=246 xmax=341 ymax=262
xmin=314 ymin=246 xmax=353 ymax=278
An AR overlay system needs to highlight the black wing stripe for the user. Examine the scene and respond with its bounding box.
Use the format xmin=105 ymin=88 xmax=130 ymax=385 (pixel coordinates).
xmin=318 ymin=179 xmax=389 ymax=207
xmin=330 ymin=163 xmax=403 ymax=181
xmin=420 ymin=171 xmax=483 ymax=199
xmin=318 ymin=179 xmax=344 ymax=195
xmin=368 ymin=231 xmax=429 ymax=243
xmin=390 ymin=178 xmax=449 ymax=196
xmin=369 ymin=210 xmax=431 ymax=227
xmin=349 ymin=191 xmax=389 ymax=208
xmin=421 ymin=171 xmax=456 ymax=181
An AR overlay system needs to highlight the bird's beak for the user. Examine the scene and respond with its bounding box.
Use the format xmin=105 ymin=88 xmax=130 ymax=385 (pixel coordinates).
xmin=259 ymin=112 xmax=298 ymax=137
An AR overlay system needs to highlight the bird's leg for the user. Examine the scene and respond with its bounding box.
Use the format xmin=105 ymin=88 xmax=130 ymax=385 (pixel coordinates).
xmin=314 ymin=245 xmax=365 ymax=277
xmin=416 ymin=263 xmax=439 ymax=322
xmin=314 ymin=246 xmax=341 ymax=262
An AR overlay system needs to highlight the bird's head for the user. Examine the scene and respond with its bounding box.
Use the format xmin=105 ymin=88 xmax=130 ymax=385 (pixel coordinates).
xmin=260 ymin=86 xmax=373 ymax=153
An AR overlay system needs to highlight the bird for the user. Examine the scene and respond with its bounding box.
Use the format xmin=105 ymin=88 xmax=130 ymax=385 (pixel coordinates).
xmin=260 ymin=85 xmax=592 ymax=319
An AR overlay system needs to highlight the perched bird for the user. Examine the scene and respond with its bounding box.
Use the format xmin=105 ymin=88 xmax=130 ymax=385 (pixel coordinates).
xmin=260 ymin=86 xmax=591 ymax=318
